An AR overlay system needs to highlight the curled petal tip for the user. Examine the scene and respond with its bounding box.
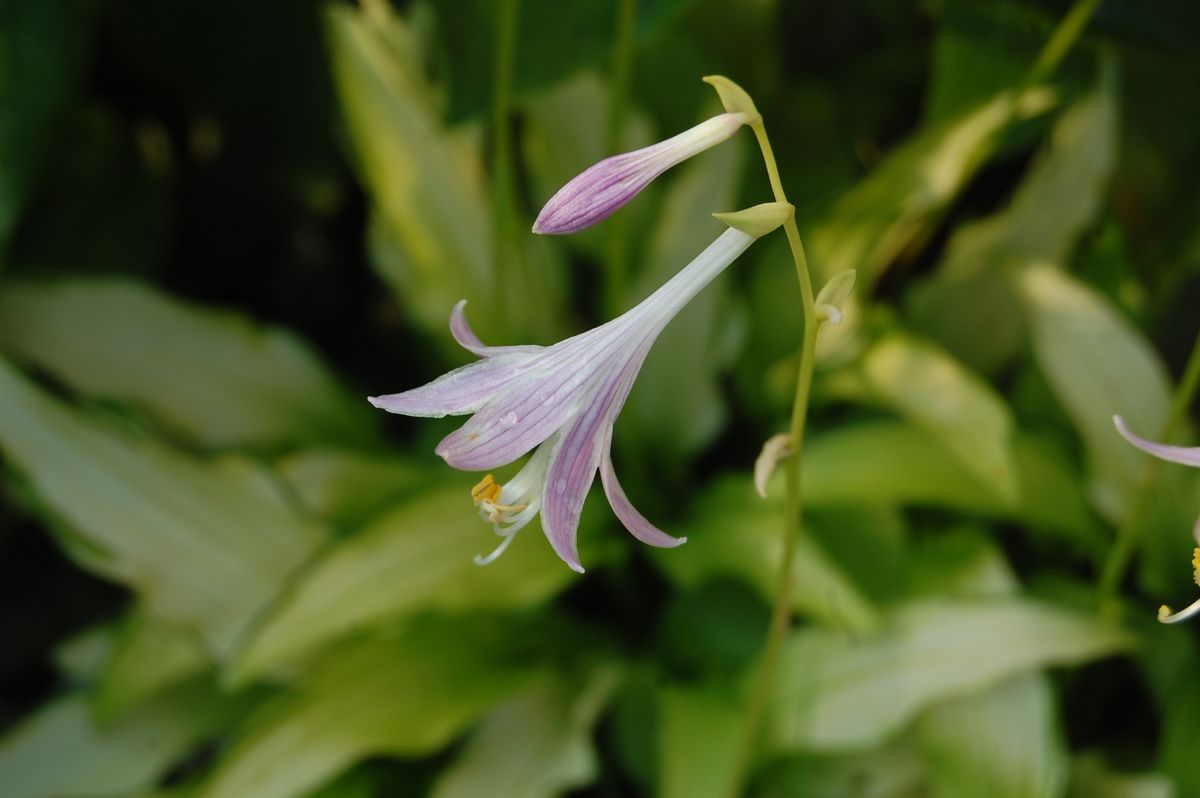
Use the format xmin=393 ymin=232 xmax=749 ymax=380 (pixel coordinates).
xmin=568 ymin=561 xmax=586 ymax=574
xmin=754 ymin=433 xmax=794 ymax=498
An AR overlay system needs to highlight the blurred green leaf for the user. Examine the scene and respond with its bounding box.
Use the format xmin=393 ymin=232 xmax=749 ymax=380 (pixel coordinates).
xmin=658 ymin=678 xmax=747 ymax=798
xmin=807 ymin=87 xmax=1057 ymax=288
xmin=326 ymin=3 xmax=495 ymax=342
xmin=0 ymin=279 xmax=375 ymax=450
xmin=0 ymin=357 xmax=326 ymax=656
xmin=53 ymin=623 xmax=116 ymax=686
xmin=93 ymin=607 xmax=209 ymax=723
xmin=430 ymin=667 xmax=618 ymax=798
xmin=653 ymin=476 xmax=878 ymax=633
xmin=768 ymin=598 xmax=1132 ymax=752
xmin=0 ymin=0 xmax=95 ymax=253
xmin=860 ymin=332 xmax=1019 ymax=503
xmin=755 ymin=743 xmax=928 ymax=798
xmin=200 ymin=619 xmax=531 ymax=798
xmin=1067 ymin=755 xmax=1174 ymax=798
xmin=0 ymin=681 xmax=238 ymax=798
xmin=1155 ymin=648 xmax=1200 ymax=798
xmin=795 ymin=420 xmax=1095 ymax=539
xmin=277 ymin=449 xmax=431 ymax=526
xmin=918 ymin=673 xmax=1067 ymax=798
xmin=1018 ymin=264 xmax=1179 ymax=523
xmin=228 ymin=484 xmax=578 ymax=684
xmin=910 ymin=61 xmax=1117 ymax=375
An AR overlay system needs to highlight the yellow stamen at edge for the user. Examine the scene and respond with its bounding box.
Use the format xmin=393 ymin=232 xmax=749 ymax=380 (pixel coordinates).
xmin=1192 ymin=547 xmax=1200 ymax=587
xmin=471 ymin=474 xmax=502 ymax=505
xmin=1159 ymin=604 xmax=1173 ymax=622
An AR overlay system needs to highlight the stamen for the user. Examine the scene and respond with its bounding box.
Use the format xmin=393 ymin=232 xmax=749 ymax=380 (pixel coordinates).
xmin=1192 ymin=547 xmax=1200 ymax=587
xmin=1159 ymin=596 xmax=1200 ymax=624
xmin=471 ymin=474 xmax=502 ymax=505
xmin=474 ymin=529 xmax=519 ymax=567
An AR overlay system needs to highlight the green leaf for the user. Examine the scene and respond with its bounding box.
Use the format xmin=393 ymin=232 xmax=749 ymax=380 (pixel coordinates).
xmin=199 ymin=619 xmax=531 ymax=798
xmin=0 ymin=681 xmax=238 ymax=798
xmin=93 ymin=607 xmax=209 ymax=723
xmin=0 ymin=279 xmax=375 ymax=450
xmin=1067 ymin=755 xmax=1174 ymax=798
xmin=807 ymin=87 xmax=1056 ymax=289
xmin=326 ymin=4 xmax=490 ymax=334
xmin=756 ymin=744 xmax=928 ymax=798
xmin=0 ymin=357 xmax=326 ymax=657
xmin=228 ymin=484 xmax=579 ymax=684
xmin=793 ymin=420 xmax=1095 ymax=539
xmin=657 ymin=679 xmax=748 ymax=798
xmin=277 ymin=449 xmax=431 ymax=526
xmin=860 ymin=332 xmax=1018 ymax=503
xmin=1018 ymin=264 xmax=1177 ymax=523
xmin=768 ymin=598 xmax=1132 ymax=752
xmin=430 ymin=667 xmax=618 ymax=798
xmin=653 ymin=476 xmax=878 ymax=633
xmin=918 ymin=673 xmax=1067 ymax=798
xmin=620 ymin=116 xmax=744 ymax=469
xmin=909 ymin=62 xmax=1118 ymax=375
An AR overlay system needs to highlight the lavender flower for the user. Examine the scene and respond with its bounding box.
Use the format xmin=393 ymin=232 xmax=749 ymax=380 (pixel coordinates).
xmin=532 ymin=112 xmax=752 ymax=235
xmin=371 ymin=204 xmax=792 ymax=572
xmin=1114 ymin=415 xmax=1200 ymax=622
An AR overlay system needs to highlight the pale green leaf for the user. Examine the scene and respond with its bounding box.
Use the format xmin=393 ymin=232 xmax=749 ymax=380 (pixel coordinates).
xmin=861 ymin=332 xmax=1018 ymax=503
xmin=918 ymin=673 xmax=1067 ymax=798
xmin=0 ymin=357 xmax=326 ymax=656
xmin=652 ymin=476 xmax=878 ymax=633
xmin=1067 ymin=755 xmax=1175 ymax=798
xmin=1018 ymin=264 xmax=1176 ymax=523
xmin=326 ymin=4 xmax=497 ymax=342
xmin=53 ymin=623 xmax=116 ymax=686
xmin=199 ymin=620 xmax=531 ymax=798
xmin=0 ymin=682 xmax=237 ymax=798
xmin=910 ymin=62 xmax=1118 ymax=375
xmin=94 ymin=607 xmax=209 ymax=722
xmin=431 ymin=667 xmax=618 ymax=798
xmin=0 ymin=279 xmax=374 ymax=449
xmin=768 ymin=598 xmax=1133 ymax=752
xmin=658 ymin=679 xmax=748 ymax=798
xmin=228 ymin=484 xmax=577 ymax=683
xmin=277 ymin=449 xmax=430 ymax=525
xmin=807 ymin=87 xmax=1056 ymax=288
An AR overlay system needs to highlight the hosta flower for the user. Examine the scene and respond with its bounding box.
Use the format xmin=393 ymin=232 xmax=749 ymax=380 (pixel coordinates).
xmin=533 ymin=112 xmax=752 ymax=235
xmin=1114 ymin=415 xmax=1200 ymax=623
xmin=371 ymin=204 xmax=791 ymax=572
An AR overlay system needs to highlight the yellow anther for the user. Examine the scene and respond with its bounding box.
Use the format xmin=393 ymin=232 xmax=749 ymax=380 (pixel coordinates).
xmin=1159 ymin=604 xmax=1173 ymax=622
xmin=471 ymin=474 xmax=502 ymax=505
xmin=1192 ymin=547 xmax=1200 ymax=587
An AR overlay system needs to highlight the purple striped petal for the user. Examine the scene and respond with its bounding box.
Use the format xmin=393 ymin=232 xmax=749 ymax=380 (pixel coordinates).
xmin=533 ymin=113 xmax=748 ymax=235
xmin=1113 ymin=416 xmax=1200 ymax=468
xmin=600 ymin=430 xmax=685 ymax=548
xmin=368 ymin=352 xmax=536 ymax=418
xmin=449 ymin=300 xmax=543 ymax=358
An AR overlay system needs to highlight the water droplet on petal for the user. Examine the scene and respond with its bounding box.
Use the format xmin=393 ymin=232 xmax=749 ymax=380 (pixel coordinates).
xmin=556 ymin=478 xmax=567 ymax=493
xmin=500 ymin=411 xmax=518 ymax=428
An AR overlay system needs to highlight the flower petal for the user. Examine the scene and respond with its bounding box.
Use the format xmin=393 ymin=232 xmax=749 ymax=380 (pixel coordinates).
xmin=368 ymin=351 xmax=536 ymax=418
xmin=600 ymin=430 xmax=685 ymax=548
xmin=1113 ymin=415 xmax=1200 ymax=468
xmin=449 ymin=300 xmax=542 ymax=358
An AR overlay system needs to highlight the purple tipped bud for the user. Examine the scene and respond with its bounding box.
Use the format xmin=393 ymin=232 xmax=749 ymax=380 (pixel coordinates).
xmin=533 ymin=112 xmax=749 ymax=235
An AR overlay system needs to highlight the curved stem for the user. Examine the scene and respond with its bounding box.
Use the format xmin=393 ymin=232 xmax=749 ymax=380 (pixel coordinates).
xmin=728 ymin=119 xmax=818 ymax=796
xmin=1099 ymin=329 xmax=1200 ymax=612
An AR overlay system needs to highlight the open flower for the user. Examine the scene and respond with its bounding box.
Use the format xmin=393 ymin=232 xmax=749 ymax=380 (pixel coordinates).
xmin=1114 ymin=415 xmax=1200 ymax=622
xmin=533 ymin=111 xmax=752 ymax=235
xmin=371 ymin=204 xmax=791 ymax=572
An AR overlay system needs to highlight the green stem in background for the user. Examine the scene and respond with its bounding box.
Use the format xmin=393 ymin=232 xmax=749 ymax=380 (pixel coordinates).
xmin=490 ymin=0 xmax=520 ymax=331
xmin=603 ymin=0 xmax=638 ymax=316
xmin=728 ymin=118 xmax=819 ymax=797
xmin=1099 ymin=329 xmax=1200 ymax=612
xmin=1025 ymin=0 xmax=1102 ymax=88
